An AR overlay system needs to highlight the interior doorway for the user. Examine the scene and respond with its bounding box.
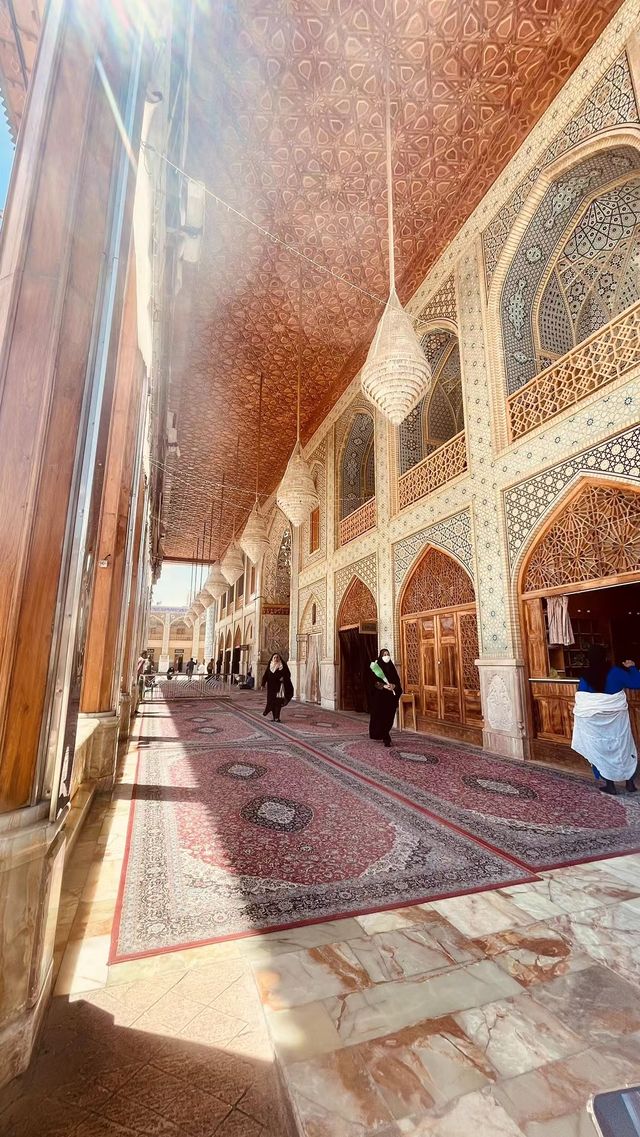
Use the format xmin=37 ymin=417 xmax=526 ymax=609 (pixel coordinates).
xmin=400 ymin=546 xmax=482 ymax=744
xmin=520 ymin=479 xmax=640 ymax=769
xmin=337 ymin=577 xmax=378 ymax=713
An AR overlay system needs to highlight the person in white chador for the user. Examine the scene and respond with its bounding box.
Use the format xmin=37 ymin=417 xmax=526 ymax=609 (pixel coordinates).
xmin=572 ymin=645 xmax=640 ymax=796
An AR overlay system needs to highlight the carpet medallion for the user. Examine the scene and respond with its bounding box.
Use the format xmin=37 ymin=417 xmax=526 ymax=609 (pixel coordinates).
xmin=111 ymin=706 xmax=530 ymax=961
xmin=320 ymin=737 xmax=640 ymax=869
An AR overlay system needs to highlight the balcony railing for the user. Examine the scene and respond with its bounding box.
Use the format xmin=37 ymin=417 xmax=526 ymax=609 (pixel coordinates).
xmin=397 ymin=431 xmax=467 ymax=510
xmin=338 ymin=497 xmax=376 ymax=545
xmin=508 ymin=304 xmax=640 ymax=441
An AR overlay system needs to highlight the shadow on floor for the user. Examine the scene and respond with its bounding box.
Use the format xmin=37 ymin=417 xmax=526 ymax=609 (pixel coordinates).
xmin=0 ymin=994 xmax=291 ymax=1137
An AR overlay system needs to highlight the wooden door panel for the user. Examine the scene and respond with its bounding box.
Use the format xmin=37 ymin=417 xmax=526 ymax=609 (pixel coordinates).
xmin=523 ymin=597 xmax=548 ymax=678
xmin=437 ymin=614 xmax=461 ymax=723
xmin=419 ymin=616 xmax=438 ymax=718
xmin=458 ymin=608 xmax=482 ymax=725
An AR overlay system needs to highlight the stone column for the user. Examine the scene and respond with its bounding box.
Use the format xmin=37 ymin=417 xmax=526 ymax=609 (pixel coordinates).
xmin=204 ymin=604 xmax=216 ymax=661
xmin=159 ymin=613 xmax=171 ymax=672
xmin=456 ymin=244 xmax=528 ymax=759
xmin=321 ymin=427 xmax=337 ymax=708
xmin=191 ymin=616 xmax=201 ymax=662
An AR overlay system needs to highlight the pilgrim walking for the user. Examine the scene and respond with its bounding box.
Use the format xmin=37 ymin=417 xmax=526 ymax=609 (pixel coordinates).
xmin=572 ymin=644 xmax=640 ymax=795
xmin=368 ymin=648 xmax=403 ymax=748
xmin=261 ymin=653 xmax=294 ymax=722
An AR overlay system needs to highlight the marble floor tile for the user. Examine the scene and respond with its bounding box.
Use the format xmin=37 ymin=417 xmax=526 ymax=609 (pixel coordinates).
xmin=550 ymin=899 xmax=640 ymax=987
xmin=454 ymin=992 xmax=584 ymax=1076
xmin=81 ymin=859 xmax=124 ymax=903
xmin=473 ymin=923 xmax=594 ymax=987
xmin=348 ymin=928 xmax=467 ymax=983
xmin=540 ymin=865 xmax=640 ymax=907
xmin=323 ymin=960 xmax=523 ymax=1047
xmin=355 ymin=1015 xmax=496 ymax=1116
xmin=594 ymin=854 xmax=640 ymax=888
xmin=255 ymin=942 xmax=373 ymax=1010
xmin=264 ymin=999 xmax=342 ymax=1063
xmin=241 ymin=918 xmax=365 ymax=961
xmin=497 ymin=882 xmax=567 ymax=922
xmin=54 ymin=934 xmax=111 ymax=995
xmin=283 ymin=1046 xmax=396 ymax=1136
xmin=494 ymin=1044 xmax=640 ymax=1133
xmin=395 ymin=1087 xmax=527 ymax=1136
xmin=528 ymin=963 xmax=640 ymax=1046
xmin=523 ymin=1111 xmax=598 ymax=1136
xmin=428 ymin=893 xmax=534 ymax=938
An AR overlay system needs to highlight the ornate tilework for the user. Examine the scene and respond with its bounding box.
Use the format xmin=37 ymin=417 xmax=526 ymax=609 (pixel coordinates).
xmin=414 ymin=275 xmax=457 ymax=328
xmin=298 ymin=578 xmax=327 ymax=646
xmin=399 ymin=332 xmax=461 ymax=474
xmin=340 ymin=412 xmax=375 ymax=520
xmin=393 ymin=510 xmax=473 ymax=590
xmin=483 ymin=52 xmax=640 ymax=286
xmin=502 ymin=147 xmax=640 ymax=393
xmin=335 ymin=554 xmax=377 ymax=613
xmin=505 ymin=424 xmax=640 ymax=572
xmin=301 ymin=440 xmax=327 ymax=570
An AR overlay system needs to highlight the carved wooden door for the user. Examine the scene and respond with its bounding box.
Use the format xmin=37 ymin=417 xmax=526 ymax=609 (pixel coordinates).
xmin=437 ymin=612 xmax=462 ymax=722
xmin=419 ymin=616 xmax=439 ymax=717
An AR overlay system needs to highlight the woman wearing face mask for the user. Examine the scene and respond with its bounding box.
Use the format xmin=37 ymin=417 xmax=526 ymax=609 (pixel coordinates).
xmin=261 ymin=652 xmax=294 ymax=722
xmin=368 ymin=648 xmax=403 ymax=747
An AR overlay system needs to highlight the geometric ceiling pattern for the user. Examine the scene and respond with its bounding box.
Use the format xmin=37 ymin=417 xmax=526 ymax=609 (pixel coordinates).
xmin=164 ymin=0 xmax=624 ymax=559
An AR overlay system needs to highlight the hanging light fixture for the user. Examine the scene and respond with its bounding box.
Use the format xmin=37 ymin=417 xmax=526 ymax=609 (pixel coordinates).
xmin=277 ymin=267 xmax=320 ymax=527
xmin=240 ymin=371 xmax=270 ymax=564
xmin=222 ymin=437 xmax=246 ymax=585
xmin=361 ymin=66 xmax=431 ymax=425
xmin=205 ymin=475 xmax=230 ymax=600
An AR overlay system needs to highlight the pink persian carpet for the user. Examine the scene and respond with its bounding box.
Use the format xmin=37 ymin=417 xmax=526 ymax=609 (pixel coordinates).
xmin=110 ymin=700 xmax=532 ymax=961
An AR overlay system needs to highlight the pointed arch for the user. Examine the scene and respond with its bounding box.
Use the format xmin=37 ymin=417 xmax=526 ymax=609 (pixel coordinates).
xmin=519 ymin=477 xmax=640 ymax=598
xmin=399 ymin=546 xmax=481 ymax=741
xmin=399 ymin=330 xmax=464 ymax=475
xmin=400 ymin=545 xmax=475 ymax=617
xmin=338 ymin=411 xmax=375 ymax=520
xmin=486 ymin=131 xmax=640 ymax=447
xmin=300 ymin=593 xmax=321 ymax=634
xmin=337 ymin=577 xmax=377 ymax=629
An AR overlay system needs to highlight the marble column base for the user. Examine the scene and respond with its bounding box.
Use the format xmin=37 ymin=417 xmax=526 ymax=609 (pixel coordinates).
xmin=76 ymin=711 xmax=120 ymax=790
xmin=0 ymin=807 xmax=66 ymax=1089
xmin=476 ymin=657 xmax=529 ymax=761
xmin=118 ymin=692 xmax=132 ymax=742
xmin=320 ymin=660 xmax=337 ymax=711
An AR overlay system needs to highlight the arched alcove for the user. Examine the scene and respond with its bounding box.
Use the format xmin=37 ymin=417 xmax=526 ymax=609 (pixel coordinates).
xmin=399 ymin=330 xmax=464 ymax=475
xmin=336 ymin=577 xmax=378 ymax=713
xmin=399 ymin=546 xmax=481 ymax=742
xmin=518 ymin=477 xmax=640 ymax=767
xmin=339 ymin=413 xmax=375 ymax=521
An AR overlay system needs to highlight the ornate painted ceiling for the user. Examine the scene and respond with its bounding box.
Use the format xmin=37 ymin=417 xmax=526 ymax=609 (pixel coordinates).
xmin=164 ymin=0 xmax=623 ymax=561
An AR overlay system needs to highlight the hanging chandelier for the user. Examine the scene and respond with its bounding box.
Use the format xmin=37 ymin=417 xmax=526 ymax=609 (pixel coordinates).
xmin=361 ymin=68 xmax=431 ymax=424
xmin=221 ymin=541 xmax=244 ymax=585
xmin=240 ymin=501 xmax=269 ymax=565
xmin=277 ymin=268 xmax=320 ymax=527
xmin=204 ymin=562 xmax=227 ymax=601
xmin=240 ymin=372 xmax=270 ymax=564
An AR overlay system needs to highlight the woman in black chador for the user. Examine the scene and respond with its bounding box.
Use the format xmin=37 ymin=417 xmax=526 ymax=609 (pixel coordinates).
xmin=261 ymin=653 xmax=294 ymax=722
xmin=368 ymin=648 xmax=403 ymax=747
